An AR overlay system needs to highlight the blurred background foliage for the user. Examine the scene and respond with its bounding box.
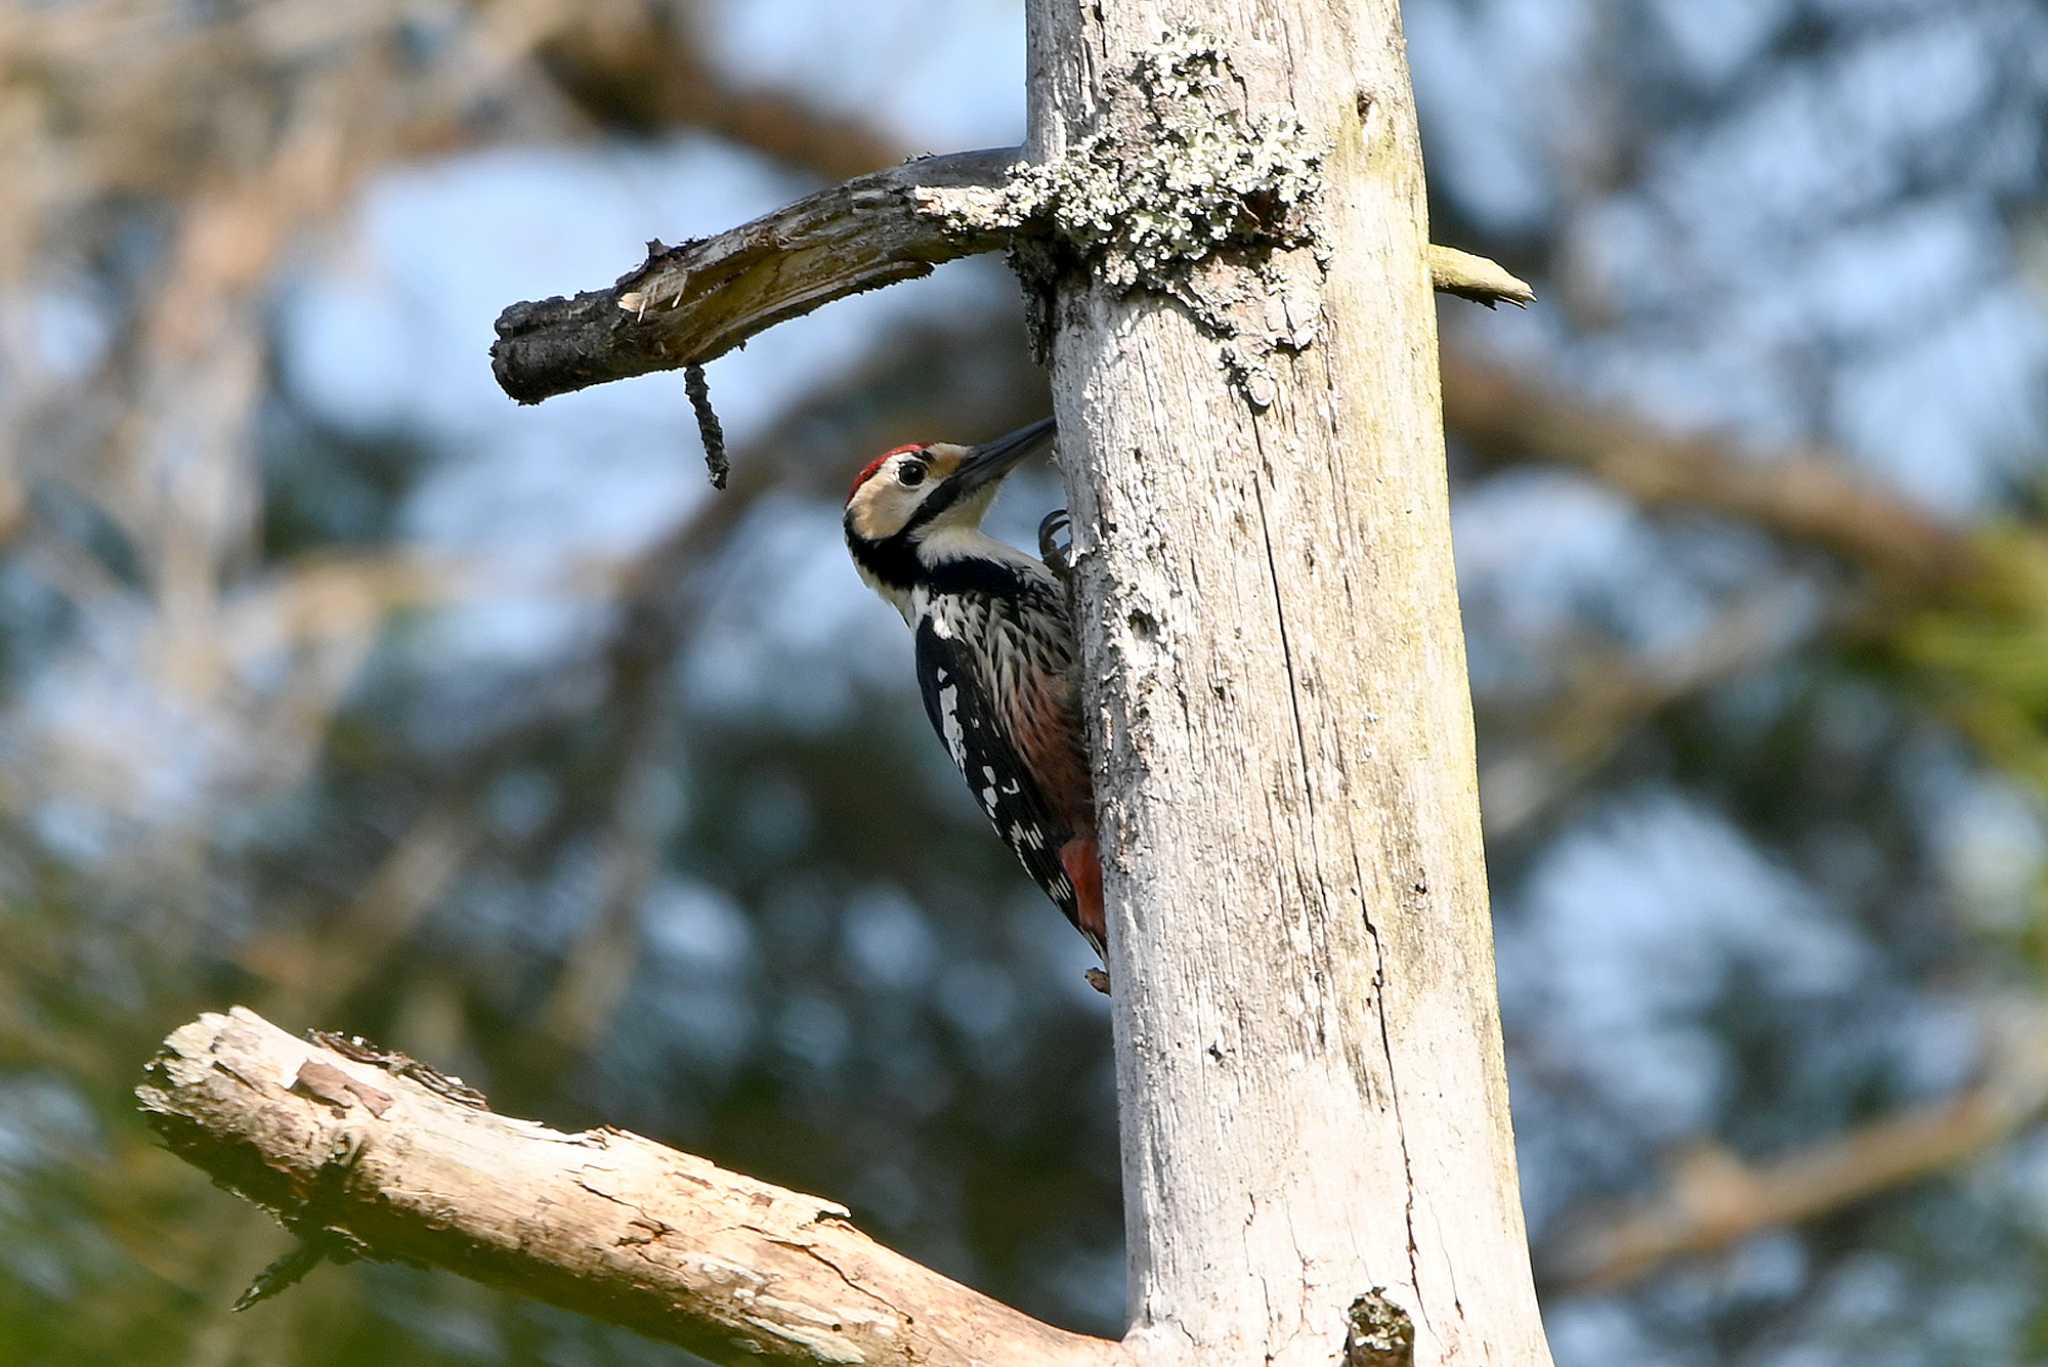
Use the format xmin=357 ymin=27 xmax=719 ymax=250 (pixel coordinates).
xmin=3 ymin=1 xmax=2048 ymax=1363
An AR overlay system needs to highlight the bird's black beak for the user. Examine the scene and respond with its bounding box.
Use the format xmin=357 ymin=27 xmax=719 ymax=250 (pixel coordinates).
xmin=944 ymin=417 xmax=1057 ymax=500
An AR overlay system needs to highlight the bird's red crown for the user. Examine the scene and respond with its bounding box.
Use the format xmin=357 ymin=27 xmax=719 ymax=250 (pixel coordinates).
xmin=848 ymin=444 xmax=924 ymax=503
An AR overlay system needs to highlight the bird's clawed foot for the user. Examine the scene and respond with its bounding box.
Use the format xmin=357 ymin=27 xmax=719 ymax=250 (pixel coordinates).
xmin=1038 ymin=509 xmax=1074 ymax=585
xmin=1084 ymin=967 xmax=1110 ymax=995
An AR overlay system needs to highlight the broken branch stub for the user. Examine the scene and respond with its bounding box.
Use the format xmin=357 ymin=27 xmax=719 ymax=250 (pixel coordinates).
xmin=1426 ymin=245 xmax=1534 ymax=309
xmin=1342 ymin=1291 xmax=1417 ymax=1367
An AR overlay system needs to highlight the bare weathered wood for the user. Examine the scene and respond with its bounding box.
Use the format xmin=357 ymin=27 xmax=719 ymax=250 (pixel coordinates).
xmin=488 ymin=146 xmax=1529 ymax=406
xmin=1426 ymin=245 xmax=1534 ymax=308
xmin=137 ymin=1008 xmax=1123 ymax=1367
xmin=1024 ymin=6 xmax=1553 ymax=1364
xmin=489 ymin=148 xmax=1017 ymax=405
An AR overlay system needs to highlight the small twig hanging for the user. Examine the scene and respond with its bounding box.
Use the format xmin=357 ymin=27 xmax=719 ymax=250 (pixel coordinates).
xmin=683 ymin=363 xmax=728 ymax=489
xmin=233 ymin=1234 xmax=338 ymax=1312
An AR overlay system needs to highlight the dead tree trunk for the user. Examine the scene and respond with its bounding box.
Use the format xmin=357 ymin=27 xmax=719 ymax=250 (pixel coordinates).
xmin=1024 ymin=5 xmax=1552 ymax=1363
xmin=144 ymin=4 xmax=1552 ymax=1365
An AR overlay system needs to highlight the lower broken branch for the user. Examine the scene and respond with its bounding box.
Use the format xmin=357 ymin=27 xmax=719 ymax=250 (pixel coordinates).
xmin=137 ymin=1008 xmax=1122 ymax=1367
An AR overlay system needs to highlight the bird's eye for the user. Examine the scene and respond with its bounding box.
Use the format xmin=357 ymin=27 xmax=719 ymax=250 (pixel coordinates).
xmin=897 ymin=461 xmax=927 ymax=488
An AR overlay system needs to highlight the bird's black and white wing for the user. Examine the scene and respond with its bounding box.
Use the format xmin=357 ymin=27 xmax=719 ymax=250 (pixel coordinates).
xmin=913 ymin=615 xmax=1087 ymax=943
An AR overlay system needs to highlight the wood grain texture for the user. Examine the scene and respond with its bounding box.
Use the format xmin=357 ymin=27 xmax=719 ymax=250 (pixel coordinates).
xmin=1023 ymin=4 xmax=1553 ymax=1363
xmin=137 ymin=1008 xmax=1123 ymax=1367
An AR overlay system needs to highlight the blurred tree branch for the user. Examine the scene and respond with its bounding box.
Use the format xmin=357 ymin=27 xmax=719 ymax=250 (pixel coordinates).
xmin=1539 ymin=1007 xmax=2048 ymax=1292
xmin=1479 ymin=583 xmax=1828 ymax=837
xmin=533 ymin=6 xmax=904 ymax=176
xmin=1447 ymin=352 xmax=2048 ymax=806
xmin=1441 ymin=353 xmax=1976 ymax=596
xmin=140 ymin=1009 xmax=1125 ymax=1367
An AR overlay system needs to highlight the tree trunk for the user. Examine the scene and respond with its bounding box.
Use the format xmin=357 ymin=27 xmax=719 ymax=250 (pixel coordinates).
xmin=1025 ymin=4 xmax=1554 ymax=1362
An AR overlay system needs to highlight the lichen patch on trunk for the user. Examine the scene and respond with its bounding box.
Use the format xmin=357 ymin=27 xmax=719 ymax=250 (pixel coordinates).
xmin=920 ymin=28 xmax=1330 ymax=407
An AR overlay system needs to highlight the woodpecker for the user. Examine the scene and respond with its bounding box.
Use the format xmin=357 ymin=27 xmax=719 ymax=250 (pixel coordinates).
xmin=843 ymin=417 xmax=1106 ymax=980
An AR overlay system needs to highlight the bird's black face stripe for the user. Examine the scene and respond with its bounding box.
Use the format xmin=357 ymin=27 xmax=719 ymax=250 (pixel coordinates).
xmin=844 ymin=507 xmax=919 ymax=590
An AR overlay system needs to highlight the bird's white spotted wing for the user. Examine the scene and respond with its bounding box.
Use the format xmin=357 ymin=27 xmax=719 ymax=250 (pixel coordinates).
xmin=913 ymin=615 xmax=1092 ymax=948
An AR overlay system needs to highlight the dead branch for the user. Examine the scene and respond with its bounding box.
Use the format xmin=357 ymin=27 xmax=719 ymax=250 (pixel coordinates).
xmin=138 ymin=1008 xmax=1123 ymax=1367
xmin=489 ymin=148 xmax=1018 ymax=404
xmin=489 ymin=147 xmax=1532 ymax=405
